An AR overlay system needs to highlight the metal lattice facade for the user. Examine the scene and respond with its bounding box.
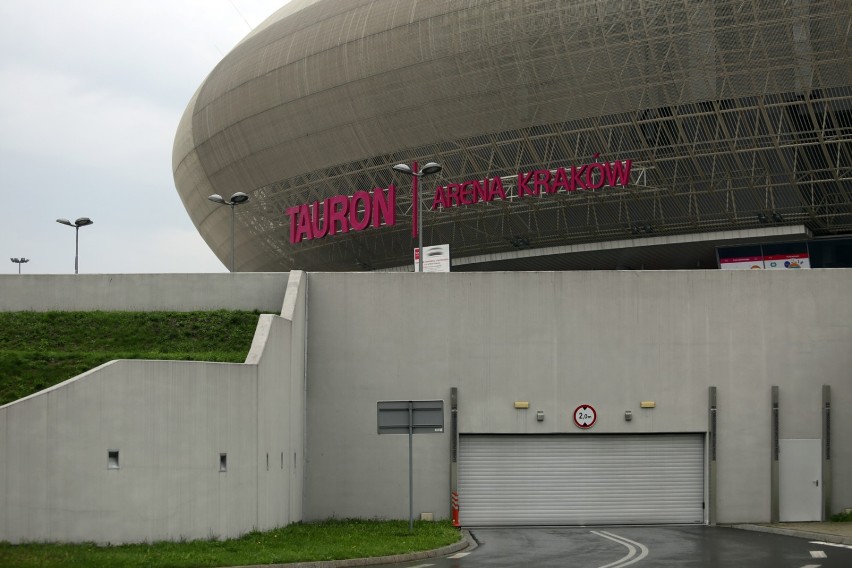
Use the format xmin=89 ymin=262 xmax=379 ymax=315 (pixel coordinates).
xmin=173 ymin=0 xmax=852 ymax=272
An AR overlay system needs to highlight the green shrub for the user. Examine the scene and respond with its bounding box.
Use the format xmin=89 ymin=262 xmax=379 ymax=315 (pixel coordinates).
xmin=831 ymin=510 xmax=852 ymax=522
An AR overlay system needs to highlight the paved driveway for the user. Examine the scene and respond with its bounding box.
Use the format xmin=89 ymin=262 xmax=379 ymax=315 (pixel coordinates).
xmin=382 ymin=526 xmax=852 ymax=568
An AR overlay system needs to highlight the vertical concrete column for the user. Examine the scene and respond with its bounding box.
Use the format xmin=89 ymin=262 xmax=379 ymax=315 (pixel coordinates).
xmin=708 ymin=386 xmax=717 ymax=525
xmin=450 ymin=387 xmax=459 ymax=527
xmin=771 ymin=386 xmax=780 ymax=523
xmin=822 ymin=385 xmax=832 ymax=520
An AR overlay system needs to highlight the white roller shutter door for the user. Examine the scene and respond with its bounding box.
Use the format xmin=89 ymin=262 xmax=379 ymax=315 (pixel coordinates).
xmin=459 ymin=434 xmax=704 ymax=525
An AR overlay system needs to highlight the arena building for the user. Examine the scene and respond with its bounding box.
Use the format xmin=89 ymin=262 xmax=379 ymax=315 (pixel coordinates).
xmin=0 ymin=0 xmax=850 ymax=546
xmin=173 ymin=0 xmax=852 ymax=272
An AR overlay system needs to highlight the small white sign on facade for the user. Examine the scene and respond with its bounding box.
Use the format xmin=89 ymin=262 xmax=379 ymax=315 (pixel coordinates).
xmin=414 ymin=244 xmax=451 ymax=272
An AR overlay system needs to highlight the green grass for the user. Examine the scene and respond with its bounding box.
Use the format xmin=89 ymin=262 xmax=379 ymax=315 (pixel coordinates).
xmin=832 ymin=510 xmax=852 ymax=522
xmin=0 ymin=311 xmax=266 ymax=406
xmin=0 ymin=520 xmax=461 ymax=568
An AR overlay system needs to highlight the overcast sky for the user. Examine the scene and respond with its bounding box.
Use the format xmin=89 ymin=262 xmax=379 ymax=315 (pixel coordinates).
xmin=1 ymin=0 xmax=289 ymax=274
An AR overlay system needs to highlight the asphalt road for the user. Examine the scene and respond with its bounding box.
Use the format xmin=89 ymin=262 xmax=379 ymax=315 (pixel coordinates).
xmin=383 ymin=526 xmax=852 ymax=568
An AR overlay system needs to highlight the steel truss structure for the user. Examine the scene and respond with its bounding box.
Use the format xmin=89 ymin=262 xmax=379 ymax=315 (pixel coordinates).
xmin=174 ymin=0 xmax=852 ymax=272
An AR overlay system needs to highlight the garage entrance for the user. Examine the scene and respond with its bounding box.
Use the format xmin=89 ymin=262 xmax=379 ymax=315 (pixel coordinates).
xmin=458 ymin=434 xmax=705 ymax=526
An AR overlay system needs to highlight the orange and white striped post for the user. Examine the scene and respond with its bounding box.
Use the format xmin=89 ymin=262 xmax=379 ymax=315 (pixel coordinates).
xmin=450 ymin=387 xmax=460 ymax=527
xmin=451 ymin=490 xmax=460 ymax=527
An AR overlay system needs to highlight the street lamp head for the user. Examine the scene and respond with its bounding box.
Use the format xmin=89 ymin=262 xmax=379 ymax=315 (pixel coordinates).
xmin=420 ymin=162 xmax=442 ymax=176
xmin=11 ymin=257 xmax=30 ymax=274
xmin=392 ymin=164 xmax=414 ymax=176
xmin=392 ymin=162 xmax=442 ymax=177
xmin=229 ymin=192 xmax=249 ymax=205
xmin=208 ymin=192 xmax=250 ymax=272
xmin=56 ymin=216 xmax=92 ymax=274
xmin=57 ymin=218 xmax=93 ymax=228
xmin=209 ymin=193 xmax=249 ymax=206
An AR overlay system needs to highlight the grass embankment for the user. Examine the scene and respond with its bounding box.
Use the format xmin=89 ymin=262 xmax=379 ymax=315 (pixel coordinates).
xmin=0 ymin=520 xmax=460 ymax=568
xmin=0 ymin=311 xmax=265 ymax=406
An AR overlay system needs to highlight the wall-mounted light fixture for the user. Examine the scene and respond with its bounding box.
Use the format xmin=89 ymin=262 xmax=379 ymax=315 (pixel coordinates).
xmin=624 ymin=410 xmax=633 ymax=421
xmin=536 ymin=410 xmax=545 ymax=422
xmin=514 ymin=401 xmax=530 ymax=409
xmin=640 ymin=401 xmax=656 ymax=408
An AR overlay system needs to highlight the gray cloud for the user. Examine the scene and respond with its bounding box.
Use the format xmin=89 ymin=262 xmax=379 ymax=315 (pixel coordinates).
xmin=0 ymin=0 xmax=289 ymax=274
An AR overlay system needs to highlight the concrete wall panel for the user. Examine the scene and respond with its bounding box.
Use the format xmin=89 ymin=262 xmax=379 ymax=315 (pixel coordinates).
xmin=303 ymin=270 xmax=852 ymax=524
xmin=0 ymin=272 xmax=307 ymax=544
xmin=0 ymin=269 xmax=848 ymax=540
xmin=0 ymin=273 xmax=288 ymax=312
xmin=1 ymin=360 xmax=259 ymax=543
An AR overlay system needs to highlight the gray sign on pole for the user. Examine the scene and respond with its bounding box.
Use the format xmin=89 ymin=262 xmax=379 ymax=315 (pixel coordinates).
xmin=377 ymin=400 xmax=444 ymax=434
xmin=377 ymin=400 xmax=444 ymax=533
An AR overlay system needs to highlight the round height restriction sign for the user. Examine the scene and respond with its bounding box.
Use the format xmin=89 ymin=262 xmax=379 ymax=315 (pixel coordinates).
xmin=573 ymin=404 xmax=597 ymax=429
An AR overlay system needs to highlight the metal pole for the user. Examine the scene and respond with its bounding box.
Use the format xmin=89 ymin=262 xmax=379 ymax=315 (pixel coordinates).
xmin=412 ymin=161 xmax=423 ymax=273
xmin=411 ymin=160 xmax=418 ymax=239
xmin=409 ymin=400 xmax=414 ymax=533
xmin=418 ymin=177 xmax=423 ymax=274
xmin=74 ymin=226 xmax=79 ymax=274
xmin=230 ymin=203 xmax=236 ymax=273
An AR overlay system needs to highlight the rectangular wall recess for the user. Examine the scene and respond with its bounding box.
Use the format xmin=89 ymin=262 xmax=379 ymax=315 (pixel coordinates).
xmin=219 ymin=453 xmax=227 ymax=472
xmin=108 ymin=450 xmax=120 ymax=470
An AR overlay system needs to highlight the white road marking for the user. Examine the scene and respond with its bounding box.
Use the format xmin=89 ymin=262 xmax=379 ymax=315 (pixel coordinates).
xmin=810 ymin=540 xmax=852 ymax=550
xmin=407 ymin=564 xmax=433 ymax=568
xmin=800 ymin=564 xmax=821 ymax=568
xmin=810 ymin=550 xmax=827 ymax=558
xmin=447 ymin=552 xmax=470 ymax=558
xmin=591 ymin=530 xmax=650 ymax=568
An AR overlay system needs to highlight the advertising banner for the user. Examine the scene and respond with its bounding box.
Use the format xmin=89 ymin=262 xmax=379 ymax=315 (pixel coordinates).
xmin=414 ymin=244 xmax=451 ymax=272
xmin=719 ymin=256 xmax=765 ymax=270
xmin=718 ymin=243 xmax=811 ymax=270
xmin=763 ymin=253 xmax=810 ymax=269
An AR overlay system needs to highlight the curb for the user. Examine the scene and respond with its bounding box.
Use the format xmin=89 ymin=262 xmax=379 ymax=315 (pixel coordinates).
xmin=232 ymin=530 xmax=474 ymax=568
xmin=731 ymin=524 xmax=852 ymax=546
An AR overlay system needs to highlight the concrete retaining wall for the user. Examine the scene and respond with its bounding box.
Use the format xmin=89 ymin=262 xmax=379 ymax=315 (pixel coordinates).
xmin=1 ymin=269 xmax=849 ymax=541
xmin=302 ymin=270 xmax=852 ymax=525
xmin=0 ymin=273 xmax=288 ymax=312
xmin=0 ymin=271 xmax=306 ymax=543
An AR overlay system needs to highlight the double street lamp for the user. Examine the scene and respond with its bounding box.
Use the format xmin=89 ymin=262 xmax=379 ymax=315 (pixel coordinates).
xmin=10 ymin=258 xmax=30 ymax=274
xmin=392 ymin=161 xmax=442 ymax=273
xmin=208 ymin=192 xmax=250 ymax=272
xmin=56 ymin=217 xmax=94 ymax=274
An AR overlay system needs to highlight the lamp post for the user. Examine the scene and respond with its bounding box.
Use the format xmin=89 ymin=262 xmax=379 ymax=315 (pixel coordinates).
xmin=56 ymin=217 xmax=93 ymax=274
xmin=10 ymin=258 xmax=30 ymax=274
xmin=208 ymin=192 xmax=250 ymax=272
xmin=392 ymin=161 xmax=442 ymax=273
